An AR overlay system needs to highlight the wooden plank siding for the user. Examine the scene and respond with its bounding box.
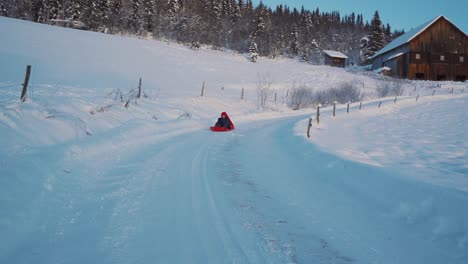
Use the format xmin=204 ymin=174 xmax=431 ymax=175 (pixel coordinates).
xmin=325 ymin=55 xmax=346 ymax=67
xmin=409 ymin=18 xmax=468 ymax=54
xmin=372 ymin=16 xmax=468 ymax=81
xmin=408 ymin=17 xmax=468 ymax=81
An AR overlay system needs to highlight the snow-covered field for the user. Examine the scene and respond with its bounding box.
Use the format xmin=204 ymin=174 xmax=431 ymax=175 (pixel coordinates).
xmin=1 ymin=17 xmax=468 ymax=263
xmin=298 ymin=93 xmax=468 ymax=191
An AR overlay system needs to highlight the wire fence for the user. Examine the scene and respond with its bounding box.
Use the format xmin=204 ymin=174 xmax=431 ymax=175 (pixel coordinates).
xmin=306 ymin=85 xmax=467 ymax=137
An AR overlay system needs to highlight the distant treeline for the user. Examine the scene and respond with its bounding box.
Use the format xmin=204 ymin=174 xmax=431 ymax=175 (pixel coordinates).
xmin=0 ymin=0 xmax=404 ymax=64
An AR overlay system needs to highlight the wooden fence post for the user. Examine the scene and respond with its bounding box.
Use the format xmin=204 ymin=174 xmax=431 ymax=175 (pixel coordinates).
xmin=394 ymin=97 xmax=397 ymax=103
xmin=241 ymin=87 xmax=244 ymax=100
xmin=316 ymin=104 xmax=321 ymax=124
xmin=416 ymin=94 xmax=419 ymax=102
xmin=333 ymin=101 xmax=336 ymax=117
xmin=137 ymin=77 xmax=142 ymax=98
xmin=359 ymin=102 xmax=362 ymax=110
xmin=20 ymin=65 xmax=31 ymax=102
xmin=451 ymin=87 xmax=454 ymax=94
xmin=275 ymin=92 xmax=277 ymax=102
xmin=125 ymin=98 xmax=130 ymax=108
xmin=307 ymin=118 xmax=312 ymax=138
xmin=201 ymin=81 xmax=205 ymax=96
xmin=378 ymin=101 xmax=382 ymax=108
xmin=432 ymin=89 xmax=435 ymax=96
xmin=347 ymin=102 xmax=350 ymax=113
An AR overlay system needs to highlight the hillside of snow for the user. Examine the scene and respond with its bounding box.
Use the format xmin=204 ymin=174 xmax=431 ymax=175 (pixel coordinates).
xmin=298 ymin=94 xmax=468 ymax=192
xmin=1 ymin=17 xmax=468 ymax=264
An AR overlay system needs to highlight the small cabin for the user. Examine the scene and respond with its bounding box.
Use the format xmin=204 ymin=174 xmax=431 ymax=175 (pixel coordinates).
xmin=323 ymin=50 xmax=348 ymax=67
xmin=371 ymin=16 xmax=468 ymax=81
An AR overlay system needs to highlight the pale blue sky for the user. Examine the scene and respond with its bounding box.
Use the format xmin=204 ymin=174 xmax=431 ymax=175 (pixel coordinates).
xmin=252 ymin=0 xmax=468 ymax=34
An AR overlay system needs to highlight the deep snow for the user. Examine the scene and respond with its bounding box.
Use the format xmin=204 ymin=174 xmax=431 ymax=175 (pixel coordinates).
xmin=298 ymin=93 xmax=468 ymax=192
xmin=1 ymin=17 xmax=468 ymax=264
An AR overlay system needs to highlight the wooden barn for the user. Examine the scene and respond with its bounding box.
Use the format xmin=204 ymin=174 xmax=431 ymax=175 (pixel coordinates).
xmin=371 ymin=16 xmax=468 ymax=81
xmin=324 ymin=50 xmax=348 ymax=67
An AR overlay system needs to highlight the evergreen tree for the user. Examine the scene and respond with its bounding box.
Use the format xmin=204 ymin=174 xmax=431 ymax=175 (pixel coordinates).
xmin=253 ymin=4 xmax=265 ymax=38
xmin=290 ymin=23 xmax=299 ymax=56
xmin=300 ymin=11 xmax=313 ymax=48
xmin=357 ymin=14 xmax=364 ymax=29
xmin=384 ymin=22 xmax=392 ymax=42
xmin=246 ymin=0 xmax=253 ymax=13
xmin=167 ymin=0 xmax=180 ymax=23
xmin=221 ymin=0 xmax=230 ymax=18
xmin=210 ymin=0 xmax=223 ymax=47
xmin=3 ymin=0 xmax=391 ymax=65
xmin=249 ymin=41 xmax=258 ymax=62
xmin=88 ymin=0 xmax=110 ymax=32
xmin=141 ymin=0 xmax=156 ymax=33
xmin=367 ymin=10 xmax=385 ymax=59
xmin=64 ymin=0 xmax=83 ymax=21
xmin=359 ymin=35 xmax=371 ymax=64
xmin=131 ymin=0 xmax=144 ymax=34
xmin=231 ymin=0 xmax=240 ymax=24
xmin=31 ymin=0 xmax=46 ymax=22
xmin=309 ymin=38 xmax=322 ymax=64
xmin=47 ymin=0 xmax=63 ymax=20
xmin=0 ymin=2 xmax=7 ymax=17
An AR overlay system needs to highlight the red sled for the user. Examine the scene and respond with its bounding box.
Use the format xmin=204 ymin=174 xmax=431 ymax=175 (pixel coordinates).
xmin=210 ymin=112 xmax=235 ymax=132
xmin=210 ymin=126 xmax=234 ymax=132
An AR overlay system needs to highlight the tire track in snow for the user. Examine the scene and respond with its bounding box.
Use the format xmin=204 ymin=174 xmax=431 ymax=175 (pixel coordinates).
xmin=100 ymin=131 xmax=254 ymax=263
xmin=190 ymin=137 xmax=253 ymax=263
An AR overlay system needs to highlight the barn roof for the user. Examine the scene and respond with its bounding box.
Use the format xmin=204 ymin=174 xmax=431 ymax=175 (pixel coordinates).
xmin=323 ymin=50 xmax=348 ymax=59
xmin=385 ymin=52 xmax=404 ymax=62
xmin=371 ymin=15 xmax=456 ymax=59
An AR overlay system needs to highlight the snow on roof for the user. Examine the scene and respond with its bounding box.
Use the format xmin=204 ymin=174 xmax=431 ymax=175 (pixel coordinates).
xmin=323 ymin=50 xmax=348 ymax=59
xmin=384 ymin=52 xmax=404 ymax=62
xmin=374 ymin=66 xmax=391 ymax=73
xmin=371 ymin=16 xmax=446 ymax=59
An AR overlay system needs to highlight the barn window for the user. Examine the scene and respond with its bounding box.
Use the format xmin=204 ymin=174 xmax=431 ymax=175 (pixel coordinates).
xmin=461 ymin=56 xmax=465 ymax=63
xmin=440 ymin=55 xmax=445 ymax=61
xmin=437 ymin=75 xmax=446 ymax=81
xmin=415 ymin=53 xmax=421 ymax=60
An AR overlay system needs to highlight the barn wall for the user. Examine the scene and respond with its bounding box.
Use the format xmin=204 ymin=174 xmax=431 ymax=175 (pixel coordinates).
xmin=374 ymin=17 xmax=468 ymax=81
xmin=408 ymin=17 xmax=468 ymax=80
xmin=373 ymin=45 xmax=409 ymax=68
xmin=410 ymin=18 xmax=468 ymax=54
xmin=324 ymin=55 xmax=346 ymax=67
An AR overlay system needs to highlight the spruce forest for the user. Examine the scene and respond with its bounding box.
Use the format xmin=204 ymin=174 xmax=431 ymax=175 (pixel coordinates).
xmin=0 ymin=0 xmax=404 ymax=65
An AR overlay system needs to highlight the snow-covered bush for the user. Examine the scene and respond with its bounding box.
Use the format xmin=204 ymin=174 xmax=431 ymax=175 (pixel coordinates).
xmin=376 ymin=79 xmax=404 ymax=97
xmin=256 ymin=73 xmax=273 ymax=108
xmin=288 ymin=82 xmax=314 ymax=110
xmin=328 ymin=80 xmax=363 ymax=104
xmin=177 ymin=112 xmax=192 ymax=119
xmin=287 ymin=80 xmax=363 ymax=110
xmin=91 ymin=87 xmax=142 ymax=114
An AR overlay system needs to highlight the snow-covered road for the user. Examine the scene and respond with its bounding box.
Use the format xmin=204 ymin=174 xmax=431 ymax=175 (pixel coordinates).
xmin=2 ymin=115 xmax=467 ymax=264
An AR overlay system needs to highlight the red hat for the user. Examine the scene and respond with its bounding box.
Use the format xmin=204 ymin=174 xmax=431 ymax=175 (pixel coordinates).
xmin=221 ymin=112 xmax=227 ymax=117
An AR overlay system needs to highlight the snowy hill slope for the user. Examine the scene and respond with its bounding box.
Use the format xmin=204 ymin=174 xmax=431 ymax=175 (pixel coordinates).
xmin=0 ymin=16 xmax=375 ymax=147
xmin=1 ymin=17 xmax=468 ymax=264
xmin=299 ymin=93 xmax=468 ymax=191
